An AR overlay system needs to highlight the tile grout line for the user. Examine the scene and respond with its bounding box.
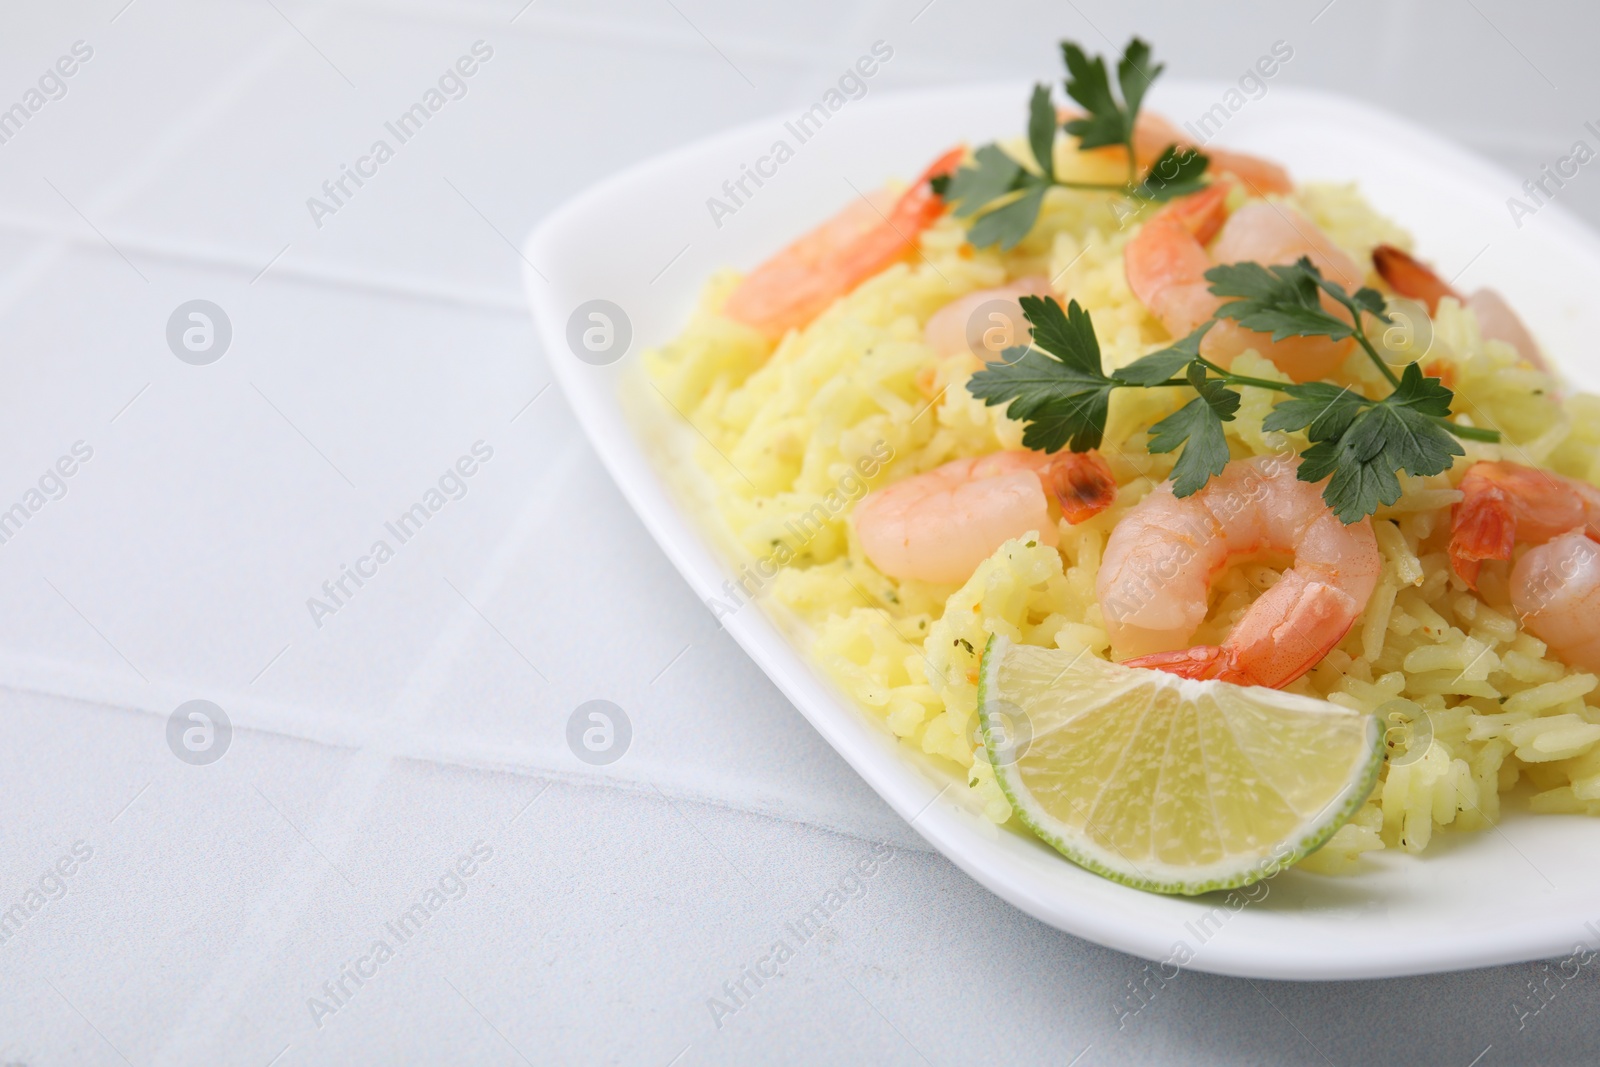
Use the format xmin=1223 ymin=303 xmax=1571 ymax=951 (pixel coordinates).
xmin=0 ymin=26 xmax=302 ymax=318
xmin=0 ymin=217 xmax=530 ymax=317
xmin=152 ymin=434 xmax=593 ymax=1057
xmin=0 ymin=664 xmax=936 ymax=858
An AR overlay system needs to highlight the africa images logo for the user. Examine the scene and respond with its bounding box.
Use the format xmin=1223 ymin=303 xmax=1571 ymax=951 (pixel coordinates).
xmin=166 ymin=700 xmax=232 ymax=765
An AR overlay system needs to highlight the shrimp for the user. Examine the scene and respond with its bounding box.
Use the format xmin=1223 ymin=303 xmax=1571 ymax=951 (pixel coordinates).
xmin=1448 ymin=461 xmax=1600 ymax=671
xmin=1124 ymin=183 xmax=1366 ymax=382
xmin=1511 ymin=532 xmax=1600 ymax=673
xmin=855 ymin=449 xmax=1116 ymax=584
xmin=1096 ymin=455 xmax=1380 ymax=689
xmin=922 ymin=276 xmax=1052 ymax=361
xmin=723 ymin=147 xmax=964 ymax=340
xmin=1448 ymin=461 xmax=1600 ymax=588
xmin=1372 ymin=244 xmax=1547 ymax=371
xmin=1063 ymin=110 xmax=1294 ymax=195
xmin=1132 ymin=113 xmax=1294 ymax=196
xmin=917 ymin=277 xmax=1052 ymax=398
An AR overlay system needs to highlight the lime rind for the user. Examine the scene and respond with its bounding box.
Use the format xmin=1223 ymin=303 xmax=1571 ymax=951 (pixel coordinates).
xmin=977 ymin=634 xmax=1384 ymax=897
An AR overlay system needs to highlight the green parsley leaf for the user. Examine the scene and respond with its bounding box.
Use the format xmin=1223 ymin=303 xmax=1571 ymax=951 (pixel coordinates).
xmin=966 ymin=297 xmax=1116 ymax=452
xmin=1018 ymin=294 xmax=1101 ymax=373
xmin=943 ymin=144 xmax=1026 ymax=219
xmin=968 ymin=345 xmax=1115 ymax=452
xmin=941 ymin=142 xmax=1049 ymax=252
xmin=1209 ymin=257 xmax=1395 ymax=347
xmin=1297 ymin=435 xmax=1392 ymax=522
xmin=1113 ymin=323 xmax=1211 ymax=385
xmin=1133 ymin=144 xmax=1210 ymax=202
xmin=1291 ymin=258 xmax=1392 ymax=327
xmin=967 ymin=183 xmax=1049 ymax=251
xmin=1060 ymin=38 xmax=1162 ymax=154
xmin=1260 ymin=382 xmax=1366 ymax=440
xmin=1060 ymin=42 xmax=1127 ymax=150
xmin=1027 ymin=83 xmax=1057 ymax=181
xmin=1205 ymin=259 xmax=1356 ymax=342
xmin=1296 ymin=363 xmax=1464 ymax=522
xmin=1146 ymin=364 xmax=1240 ymax=496
xmin=1342 ymin=284 xmax=1391 ymax=322
xmin=1117 ymin=38 xmax=1160 ymax=124
xmin=1384 ymin=359 xmax=1456 ymax=418
xmin=938 ymin=39 xmax=1206 ymax=250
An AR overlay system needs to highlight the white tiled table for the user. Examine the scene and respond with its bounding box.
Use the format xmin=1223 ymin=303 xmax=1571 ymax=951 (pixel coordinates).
xmin=2 ymin=1 xmax=1599 ymax=1063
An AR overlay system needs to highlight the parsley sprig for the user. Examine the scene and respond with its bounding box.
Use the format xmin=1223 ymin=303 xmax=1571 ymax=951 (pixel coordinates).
xmin=932 ymin=39 xmax=1209 ymax=251
xmin=967 ymin=259 xmax=1500 ymax=523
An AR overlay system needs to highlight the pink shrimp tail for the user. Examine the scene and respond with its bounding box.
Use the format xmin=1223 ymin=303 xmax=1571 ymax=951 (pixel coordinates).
xmin=1040 ymin=451 xmax=1117 ymax=525
xmin=1450 ymin=461 xmax=1600 ymax=588
xmin=1375 ymin=246 xmax=1549 ymax=373
xmin=1122 ymin=640 xmax=1328 ymax=690
xmin=1373 ymin=244 xmax=1460 ymax=315
xmin=897 ymin=146 xmax=966 ymax=225
xmin=1164 ymin=179 xmax=1233 ymax=244
xmin=1122 ymin=645 xmax=1236 ymax=682
xmin=1450 ymin=492 xmax=1516 ymax=589
xmin=1123 ymin=576 xmax=1359 ymax=689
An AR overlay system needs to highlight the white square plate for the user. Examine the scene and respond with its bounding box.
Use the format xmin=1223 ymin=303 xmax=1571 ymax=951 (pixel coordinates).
xmin=523 ymin=80 xmax=1600 ymax=979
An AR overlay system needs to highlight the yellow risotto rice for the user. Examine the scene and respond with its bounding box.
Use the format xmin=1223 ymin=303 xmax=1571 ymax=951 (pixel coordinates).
xmin=643 ymin=148 xmax=1600 ymax=874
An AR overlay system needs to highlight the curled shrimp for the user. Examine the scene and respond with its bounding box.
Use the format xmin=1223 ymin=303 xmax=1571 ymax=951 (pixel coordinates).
xmin=1062 ymin=109 xmax=1294 ymax=195
xmin=1450 ymin=461 xmax=1600 ymax=671
xmin=1124 ymin=182 xmax=1366 ymax=382
xmin=1096 ymin=454 xmax=1380 ymax=689
xmin=1448 ymin=460 xmax=1600 ymax=587
xmin=722 ymin=147 xmax=964 ymax=340
xmin=1372 ymin=244 xmax=1547 ymax=371
xmin=854 ymin=450 xmax=1116 ymax=584
xmin=923 ymin=276 xmax=1052 ymax=361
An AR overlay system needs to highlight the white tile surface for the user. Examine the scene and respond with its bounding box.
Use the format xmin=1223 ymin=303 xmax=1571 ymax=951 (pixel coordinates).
xmin=4 ymin=0 xmax=1600 ymax=1063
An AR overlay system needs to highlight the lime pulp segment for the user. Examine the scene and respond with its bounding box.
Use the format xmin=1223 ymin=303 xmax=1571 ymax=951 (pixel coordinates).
xmin=977 ymin=635 xmax=1383 ymax=895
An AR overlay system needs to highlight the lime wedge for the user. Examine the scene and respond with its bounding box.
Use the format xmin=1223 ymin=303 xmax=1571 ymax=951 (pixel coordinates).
xmin=977 ymin=635 xmax=1382 ymax=895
